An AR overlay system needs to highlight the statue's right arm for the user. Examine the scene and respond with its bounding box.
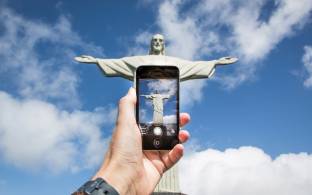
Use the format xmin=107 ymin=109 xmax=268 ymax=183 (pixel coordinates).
xmin=141 ymin=95 xmax=152 ymax=99
xmin=74 ymin=55 xmax=134 ymax=81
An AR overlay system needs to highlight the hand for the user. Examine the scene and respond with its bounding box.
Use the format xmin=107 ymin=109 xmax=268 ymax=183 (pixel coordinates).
xmin=74 ymin=55 xmax=98 ymax=63
xmin=93 ymin=88 xmax=190 ymax=195
xmin=216 ymin=56 xmax=238 ymax=65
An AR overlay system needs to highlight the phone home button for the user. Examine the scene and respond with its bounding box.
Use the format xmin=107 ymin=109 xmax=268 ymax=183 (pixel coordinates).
xmin=153 ymin=138 xmax=161 ymax=148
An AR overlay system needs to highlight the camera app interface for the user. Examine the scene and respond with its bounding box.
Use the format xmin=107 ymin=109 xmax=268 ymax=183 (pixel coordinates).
xmin=138 ymin=78 xmax=178 ymax=143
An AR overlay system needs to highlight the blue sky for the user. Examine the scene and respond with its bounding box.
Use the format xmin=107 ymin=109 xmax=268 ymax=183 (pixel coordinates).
xmin=0 ymin=0 xmax=312 ymax=194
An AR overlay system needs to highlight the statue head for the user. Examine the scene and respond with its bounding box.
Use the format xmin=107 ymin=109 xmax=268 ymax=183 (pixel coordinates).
xmin=149 ymin=34 xmax=165 ymax=55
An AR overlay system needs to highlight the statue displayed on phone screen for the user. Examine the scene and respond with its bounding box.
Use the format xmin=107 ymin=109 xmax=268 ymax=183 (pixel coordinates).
xmin=141 ymin=92 xmax=170 ymax=124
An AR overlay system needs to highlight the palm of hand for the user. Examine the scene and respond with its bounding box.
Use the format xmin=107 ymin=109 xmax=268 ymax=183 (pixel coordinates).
xmin=134 ymin=150 xmax=179 ymax=194
xmin=93 ymin=89 xmax=190 ymax=195
xmin=136 ymin=116 xmax=190 ymax=194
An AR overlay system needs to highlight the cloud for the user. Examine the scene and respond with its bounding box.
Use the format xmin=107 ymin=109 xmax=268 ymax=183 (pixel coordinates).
xmin=230 ymin=0 xmax=312 ymax=62
xmin=163 ymin=114 xmax=177 ymax=124
xmin=147 ymin=79 xmax=177 ymax=96
xmin=0 ymin=91 xmax=116 ymax=173
xmin=175 ymin=0 xmax=312 ymax=84
xmin=0 ymin=6 xmax=112 ymax=173
xmin=207 ymin=0 xmax=312 ymax=88
xmin=0 ymin=6 xmax=104 ymax=107
xmin=157 ymin=0 xmax=207 ymax=60
xmin=302 ymin=46 xmax=312 ymax=88
xmin=128 ymin=31 xmax=153 ymax=56
xmin=180 ymin=146 xmax=312 ymax=195
xmin=180 ymin=80 xmax=206 ymax=108
xmin=139 ymin=108 xmax=149 ymax=123
xmin=135 ymin=0 xmax=312 ymax=99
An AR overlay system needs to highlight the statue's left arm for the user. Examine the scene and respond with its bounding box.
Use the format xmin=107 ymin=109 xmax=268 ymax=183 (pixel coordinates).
xmin=179 ymin=56 xmax=238 ymax=82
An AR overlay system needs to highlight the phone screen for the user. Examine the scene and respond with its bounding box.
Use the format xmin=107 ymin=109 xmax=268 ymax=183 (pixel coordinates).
xmin=136 ymin=66 xmax=179 ymax=150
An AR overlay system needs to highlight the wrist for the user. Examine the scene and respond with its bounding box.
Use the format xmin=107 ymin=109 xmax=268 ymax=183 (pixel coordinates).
xmin=72 ymin=178 xmax=119 ymax=195
xmin=93 ymin=164 xmax=133 ymax=195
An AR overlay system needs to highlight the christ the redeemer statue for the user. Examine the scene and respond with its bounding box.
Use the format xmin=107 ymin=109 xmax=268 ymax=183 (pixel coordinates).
xmin=141 ymin=92 xmax=170 ymax=124
xmin=75 ymin=34 xmax=238 ymax=194
xmin=75 ymin=34 xmax=238 ymax=82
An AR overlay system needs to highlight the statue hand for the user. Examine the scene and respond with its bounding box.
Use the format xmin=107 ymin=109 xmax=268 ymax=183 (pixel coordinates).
xmin=74 ymin=55 xmax=98 ymax=63
xmin=216 ymin=56 xmax=238 ymax=65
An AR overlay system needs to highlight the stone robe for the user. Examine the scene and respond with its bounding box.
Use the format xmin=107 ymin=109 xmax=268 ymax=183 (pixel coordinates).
xmin=95 ymin=55 xmax=217 ymax=81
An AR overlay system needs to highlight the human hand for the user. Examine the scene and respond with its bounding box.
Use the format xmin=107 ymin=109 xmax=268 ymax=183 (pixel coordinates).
xmin=92 ymin=88 xmax=190 ymax=195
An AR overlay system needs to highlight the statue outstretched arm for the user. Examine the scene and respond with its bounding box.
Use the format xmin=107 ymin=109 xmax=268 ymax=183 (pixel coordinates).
xmin=179 ymin=56 xmax=238 ymax=81
xmin=140 ymin=95 xmax=153 ymax=99
xmin=74 ymin=55 xmax=134 ymax=81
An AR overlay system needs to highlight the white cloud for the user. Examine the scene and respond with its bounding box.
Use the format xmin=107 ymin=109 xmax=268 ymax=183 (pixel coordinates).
xmin=192 ymin=0 xmax=312 ymax=86
xmin=180 ymin=146 xmax=312 ymax=195
xmin=231 ymin=0 xmax=312 ymax=62
xmin=0 ymin=91 xmax=116 ymax=173
xmin=128 ymin=31 xmax=153 ymax=56
xmin=302 ymin=46 xmax=312 ymax=88
xmin=163 ymin=114 xmax=177 ymax=124
xmin=157 ymin=0 xmax=204 ymax=60
xmin=157 ymin=0 xmax=227 ymax=60
xmin=180 ymin=80 xmax=206 ymax=108
xmin=211 ymin=0 xmax=312 ymax=88
xmin=0 ymin=6 xmax=112 ymax=173
xmin=139 ymin=108 xmax=149 ymax=123
xmin=0 ymin=6 xmax=104 ymax=107
xmin=147 ymin=79 xmax=177 ymax=96
xmin=137 ymin=0 xmax=312 ymax=93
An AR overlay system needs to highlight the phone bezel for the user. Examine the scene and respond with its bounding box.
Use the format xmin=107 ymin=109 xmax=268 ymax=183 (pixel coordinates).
xmin=136 ymin=65 xmax=180 ymax=150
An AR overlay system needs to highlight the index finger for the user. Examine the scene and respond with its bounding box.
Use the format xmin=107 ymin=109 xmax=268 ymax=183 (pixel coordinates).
xmin=180 ymin=113 xmax=190 ymax=127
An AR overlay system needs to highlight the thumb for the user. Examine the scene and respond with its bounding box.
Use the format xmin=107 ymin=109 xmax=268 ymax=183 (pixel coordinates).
xmin=116 ymin=88 xmax=137 ymax=126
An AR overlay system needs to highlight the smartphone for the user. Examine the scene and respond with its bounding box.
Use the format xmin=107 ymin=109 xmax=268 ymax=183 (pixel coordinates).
xmin=136 ymin=66 xmax=180 ymax=150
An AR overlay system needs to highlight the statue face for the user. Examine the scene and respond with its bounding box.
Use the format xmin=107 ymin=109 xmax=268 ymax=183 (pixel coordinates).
xmin=151 ymin=34 xmax=164 ymax=54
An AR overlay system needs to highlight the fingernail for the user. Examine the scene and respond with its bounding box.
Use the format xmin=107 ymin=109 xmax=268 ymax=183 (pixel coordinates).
xmin=128 ymin=87 xmax=135 ymax=95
